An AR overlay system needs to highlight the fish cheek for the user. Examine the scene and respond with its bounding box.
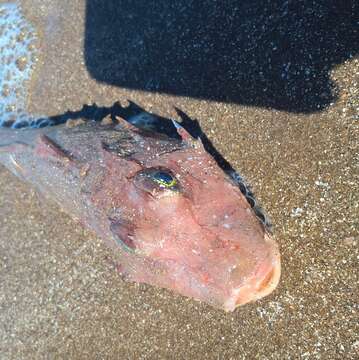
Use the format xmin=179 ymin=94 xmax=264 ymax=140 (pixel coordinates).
xmin=109 ymin=219 xmax=137 ymax=254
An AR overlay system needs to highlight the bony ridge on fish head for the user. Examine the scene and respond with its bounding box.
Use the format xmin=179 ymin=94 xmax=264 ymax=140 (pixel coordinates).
xmin=107 ymin=121 xmax=280 ymax=311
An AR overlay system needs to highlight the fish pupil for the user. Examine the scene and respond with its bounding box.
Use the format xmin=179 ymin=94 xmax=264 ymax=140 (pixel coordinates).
xmin=152 ymin=171 xmax=176 ymax=187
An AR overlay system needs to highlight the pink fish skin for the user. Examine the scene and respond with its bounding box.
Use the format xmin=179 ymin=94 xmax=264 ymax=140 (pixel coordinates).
xmin=0 ymin=117 xmax=280 ymax=311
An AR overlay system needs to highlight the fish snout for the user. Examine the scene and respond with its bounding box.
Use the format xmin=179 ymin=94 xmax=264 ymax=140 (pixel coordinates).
xmin=234 ymin=257 xmax=281 ymax=307
xmin=225 ymin=234 xmax=281 ymax=311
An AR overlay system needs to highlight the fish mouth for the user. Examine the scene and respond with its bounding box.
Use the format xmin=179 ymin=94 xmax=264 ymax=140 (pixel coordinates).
xmin=224 ymin=234 xmax=281 ymax=311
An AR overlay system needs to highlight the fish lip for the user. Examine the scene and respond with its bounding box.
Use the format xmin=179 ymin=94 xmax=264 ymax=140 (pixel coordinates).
xmin=223 ymin=234 xmax=281 ymax=312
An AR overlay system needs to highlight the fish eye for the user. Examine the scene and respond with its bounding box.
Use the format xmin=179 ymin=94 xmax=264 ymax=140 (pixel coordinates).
xmin=134 ymin=167 xmax=179 ymax=195
xmin=150 ymin=170 xmax=177 ymax=188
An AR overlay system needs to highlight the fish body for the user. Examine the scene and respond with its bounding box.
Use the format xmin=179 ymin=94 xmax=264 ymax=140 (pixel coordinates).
xmin=0 ymin=117 xmax=280 ymax=311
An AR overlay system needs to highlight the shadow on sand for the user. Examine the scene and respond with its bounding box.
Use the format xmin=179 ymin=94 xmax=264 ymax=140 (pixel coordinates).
xmin=84 ymin=0 xmax=358 ymax=113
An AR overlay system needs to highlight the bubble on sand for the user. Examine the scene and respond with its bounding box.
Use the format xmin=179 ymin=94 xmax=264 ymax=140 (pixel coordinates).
xmin=0 ymin=3 xmax=47 ymax=128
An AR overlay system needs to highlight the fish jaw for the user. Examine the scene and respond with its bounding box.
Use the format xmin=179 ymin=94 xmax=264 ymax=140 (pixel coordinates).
xmin=224 ymin=233 xmax=281 ymax=311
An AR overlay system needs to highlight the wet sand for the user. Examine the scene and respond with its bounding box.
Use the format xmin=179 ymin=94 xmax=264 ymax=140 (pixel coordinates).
xmin=0 ymin=1 xmax=358 ymax=358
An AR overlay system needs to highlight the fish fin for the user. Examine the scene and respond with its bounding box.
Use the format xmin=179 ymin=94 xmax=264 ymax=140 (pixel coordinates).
xmin=171 ymin=119 xmax=193 ymax=141
xmin=196 ymin=135 xmax=206 ymax=151
xmin=35 ymin=134 xmax=74 ymax=164
xmin=109 ymin=219 xmax=137 ymax=253
xmin=228 ymin=170 xmax=273 ymax=232
xmin=115 ymin=116 xmax=140 ymax=132
xmin=171 ymin=120 xmax=204 ymax=150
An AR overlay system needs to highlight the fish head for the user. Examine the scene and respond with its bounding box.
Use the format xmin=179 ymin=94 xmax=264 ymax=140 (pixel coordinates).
xmin=107 ymin=123 xmax=280 ymax=311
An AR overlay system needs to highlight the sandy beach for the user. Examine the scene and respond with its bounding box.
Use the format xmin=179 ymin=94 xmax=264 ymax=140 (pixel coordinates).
xmin=0 ymin=1 xmax=358 ymax=358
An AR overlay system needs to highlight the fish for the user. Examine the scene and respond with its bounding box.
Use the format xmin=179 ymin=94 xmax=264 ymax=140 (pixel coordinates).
xmin=0 ymin=115 xmax=280 ymax=311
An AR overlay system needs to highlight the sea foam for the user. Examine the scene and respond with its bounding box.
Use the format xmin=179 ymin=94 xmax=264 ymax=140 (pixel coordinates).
xmin=0 ymin=2 xmax=50 ymax=128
